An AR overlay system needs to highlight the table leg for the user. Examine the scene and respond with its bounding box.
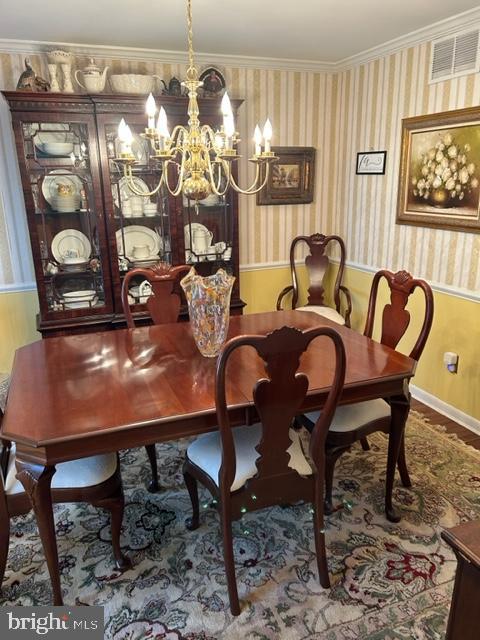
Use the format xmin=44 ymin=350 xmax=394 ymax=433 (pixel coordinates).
xmin=385 ymin=395 xmax=410 ymax=523
xmin=15 ymin=459 xmax=63 ymax=605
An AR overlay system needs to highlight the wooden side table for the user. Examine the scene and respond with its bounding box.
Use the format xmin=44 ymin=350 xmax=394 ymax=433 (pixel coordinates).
xmin=442 ymin=520 xmax=480 ymax=640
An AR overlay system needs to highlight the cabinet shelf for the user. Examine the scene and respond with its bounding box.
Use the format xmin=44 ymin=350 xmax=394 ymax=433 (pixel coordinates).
xmin=36 ymin=209 xmax=89 ymax=216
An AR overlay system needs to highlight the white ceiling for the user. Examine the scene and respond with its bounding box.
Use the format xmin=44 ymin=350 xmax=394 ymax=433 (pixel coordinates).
xmin=0 ymin=0 xmax=479 ymax=63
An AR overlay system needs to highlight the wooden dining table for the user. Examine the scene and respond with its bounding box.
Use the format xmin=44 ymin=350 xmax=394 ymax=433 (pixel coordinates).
xmin=1 ymin=310 xmax=416 ymax=605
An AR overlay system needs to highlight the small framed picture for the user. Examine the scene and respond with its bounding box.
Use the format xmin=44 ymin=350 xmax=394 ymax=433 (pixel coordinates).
xmin=356 ymin=151 xmax=387 ymax=175
xmin=257 ymin=147 xmax=316 ymax=205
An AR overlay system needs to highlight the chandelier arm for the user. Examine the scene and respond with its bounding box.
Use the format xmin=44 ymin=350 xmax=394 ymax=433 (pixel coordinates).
xmin=169 ymin=125 xmax=188 ymax=147
xmin=228 ymin=162 xmax=271 ymax=195
xmin=123 ymin=167 xmax=165 ymax=198
xmin=162 ymin=156 xmax=187 ymax=197
xmin=214 ymin=162 xmax=227 ymax=193
xmin=202 ymin=126 xmax=226 ymax=159
xmin=201 ymin=124 xmax=217 ymax=145
xmin=206 ymin=154 xmax=229 ymax=196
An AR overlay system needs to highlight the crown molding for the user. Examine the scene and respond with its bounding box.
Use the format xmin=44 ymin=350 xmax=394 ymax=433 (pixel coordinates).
xmin=336 ymin=6 xmax=480 ymax=69
xmin=0 ymin=38 xmax=336 ymax=73
xmin=0 ymin=9 xmax=478 ymax=77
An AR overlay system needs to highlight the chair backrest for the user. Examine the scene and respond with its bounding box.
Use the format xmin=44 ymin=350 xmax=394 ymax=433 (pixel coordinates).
xmin=364 ymin=269 xmax=434 ymax=361
xmin=121 ymin=263 xmax=190 ymax=328
xmin=215 ymin=325 xmax=346 ymax=496
xmin=289 ymin=234 xmax=347 ymax=311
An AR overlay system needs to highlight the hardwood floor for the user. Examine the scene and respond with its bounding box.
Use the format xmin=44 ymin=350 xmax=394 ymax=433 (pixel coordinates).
xmin=411 ymin=399 xmax=480 ymax=452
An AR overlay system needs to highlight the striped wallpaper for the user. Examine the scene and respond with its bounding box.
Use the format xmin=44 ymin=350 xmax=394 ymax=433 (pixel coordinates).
xmin=332 ymin=44 xmax=480 ymax=293
xmin=1 ymin=39 xmax=480 ymax=292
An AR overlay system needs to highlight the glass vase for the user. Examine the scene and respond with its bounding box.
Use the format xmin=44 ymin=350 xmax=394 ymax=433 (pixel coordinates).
xmin=180 ymin=267 xmax=235 ymax=358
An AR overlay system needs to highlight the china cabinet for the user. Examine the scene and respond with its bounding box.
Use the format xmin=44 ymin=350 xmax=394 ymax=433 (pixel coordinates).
xmin=2 ymin=91 xmax=244 ymax=337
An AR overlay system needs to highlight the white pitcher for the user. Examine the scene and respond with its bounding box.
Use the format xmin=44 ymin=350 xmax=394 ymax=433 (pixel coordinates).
xmin=193 ymin=228 xmax=213 ymax=254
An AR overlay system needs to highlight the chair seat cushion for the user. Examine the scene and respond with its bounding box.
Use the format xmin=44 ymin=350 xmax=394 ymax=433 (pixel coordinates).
xmin=186 ymin=423 xmax=312 ymax=492
xmin=295 ymin=306 xmax=346 ymax=326
xmin=305 ymin=398 xmax=390 ymax=433
xmin=5 ymin=445 xmax=118 ymax=495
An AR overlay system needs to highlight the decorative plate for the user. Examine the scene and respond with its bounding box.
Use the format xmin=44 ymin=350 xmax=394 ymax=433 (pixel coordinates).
xmin=199 ymin=67 xmax=226 ymax=96
xmin=51 ymin=229 xmax=92 ymax=263
xmin=115 ymin=225 xmax=161 ymax=261
xmin=42 ymin=170 xmax=83 ymax=207
xmin=112 ymin=176 xmax=150 ymax=208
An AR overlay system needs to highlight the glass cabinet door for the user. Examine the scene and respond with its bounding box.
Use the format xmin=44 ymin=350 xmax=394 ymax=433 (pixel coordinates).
xmin=19 ymin=118 xmax=111 ymax=317
xmin=103 ymin=121 xmax=172 ymax=310
xmin=182 ymin=190 xmax=234 ymax=270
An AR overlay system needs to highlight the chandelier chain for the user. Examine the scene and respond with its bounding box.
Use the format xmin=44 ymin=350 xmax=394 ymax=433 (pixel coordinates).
xmin=186 ymin=0 xmax=196 ymax=80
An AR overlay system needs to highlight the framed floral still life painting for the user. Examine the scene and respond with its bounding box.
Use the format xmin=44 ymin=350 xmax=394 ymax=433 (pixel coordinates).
xmin=396 ymin=107 xmax=480 ymax=233
xmin=257 ymin=147 xmax=315 ymax=205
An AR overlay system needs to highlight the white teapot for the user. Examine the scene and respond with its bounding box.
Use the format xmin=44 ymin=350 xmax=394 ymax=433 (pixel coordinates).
xmin=75 ymin=58 xmax=109 ymax=93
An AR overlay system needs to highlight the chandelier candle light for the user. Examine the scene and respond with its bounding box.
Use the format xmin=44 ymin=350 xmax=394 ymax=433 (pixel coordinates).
xmin=115 ymin=0 xmax=277 ymax=204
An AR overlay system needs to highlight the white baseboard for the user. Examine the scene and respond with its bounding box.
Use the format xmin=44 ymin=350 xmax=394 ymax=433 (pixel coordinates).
xmin=411 ymin=384 xmax=480 ymax=436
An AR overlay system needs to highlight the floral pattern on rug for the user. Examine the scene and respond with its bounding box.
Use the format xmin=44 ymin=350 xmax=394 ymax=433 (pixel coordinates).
xmin=1 ymin=411 xmax=478 ymax=639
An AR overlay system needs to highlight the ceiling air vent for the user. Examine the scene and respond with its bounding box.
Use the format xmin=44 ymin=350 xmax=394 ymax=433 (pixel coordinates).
xmin=430 ymin=29 xmax=480 ymax=83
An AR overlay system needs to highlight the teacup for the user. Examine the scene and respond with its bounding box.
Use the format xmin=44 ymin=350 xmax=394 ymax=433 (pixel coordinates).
xmin=132 ymin=244 xmax=150 ymax=259
xmin=143 ymin=203 xmax=157 ymax=217
xmin=122 ymin=204 xmax=133 ymax=218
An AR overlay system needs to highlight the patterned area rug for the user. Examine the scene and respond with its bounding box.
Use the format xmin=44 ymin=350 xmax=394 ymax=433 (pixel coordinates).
xmin=1 ymin=411 xmax=479 ymax=639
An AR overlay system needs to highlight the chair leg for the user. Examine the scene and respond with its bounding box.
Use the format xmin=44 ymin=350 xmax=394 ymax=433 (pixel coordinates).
xmin=183 ymin=467 xmax=200 ymax=531
xmin=324 ymin=447 xmax=346 ymax=514
xmin=220 ymin=504 xmax=240 ymax=616
xmin=397 ymin=432 xmax=412 ymax=488
xmin=0 ymin=517 xmax=10 ymax=588
xmin=360 ymin=437 xmax=370 ymax=451
xmin=313 ymin=476 xmax=330 ymax=589
xmin=145 ymin=445 xmax=160 ymax=493
xmin=92 ymin=490 xmax=131 ymax=572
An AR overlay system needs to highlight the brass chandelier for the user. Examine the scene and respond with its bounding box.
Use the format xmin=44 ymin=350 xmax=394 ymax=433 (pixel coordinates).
xmin=115 ymin=0 xmax=277 ymax=203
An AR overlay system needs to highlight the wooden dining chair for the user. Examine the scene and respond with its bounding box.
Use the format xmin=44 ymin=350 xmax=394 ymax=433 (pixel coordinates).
xmin=121 ymin=262 xmax=190 ymax=492
xmin=299 ymin=269 xmax=434 ymax=517
xmin=183 ymin=325 xmax=346 ymax=615
xmin=0 ymin=411 xmax=130 ymax=598
xmin=276 ymin=233 xmax=352 ymax=327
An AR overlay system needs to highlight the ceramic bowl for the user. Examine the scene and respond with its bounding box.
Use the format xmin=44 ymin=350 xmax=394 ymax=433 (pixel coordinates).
xmin=46 ymin=49 xmax=73 ymax=64
xmin=42 ymin=142 xmax=74 ymax=156
xmin=110 ymin=74 xmax=159 ymax=95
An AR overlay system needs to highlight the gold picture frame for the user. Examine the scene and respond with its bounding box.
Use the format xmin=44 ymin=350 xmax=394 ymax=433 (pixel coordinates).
xmin=257 ymin=146 xmax=315 ymax=205
xmin=396 ymin=107 xmax=480 ymax=233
